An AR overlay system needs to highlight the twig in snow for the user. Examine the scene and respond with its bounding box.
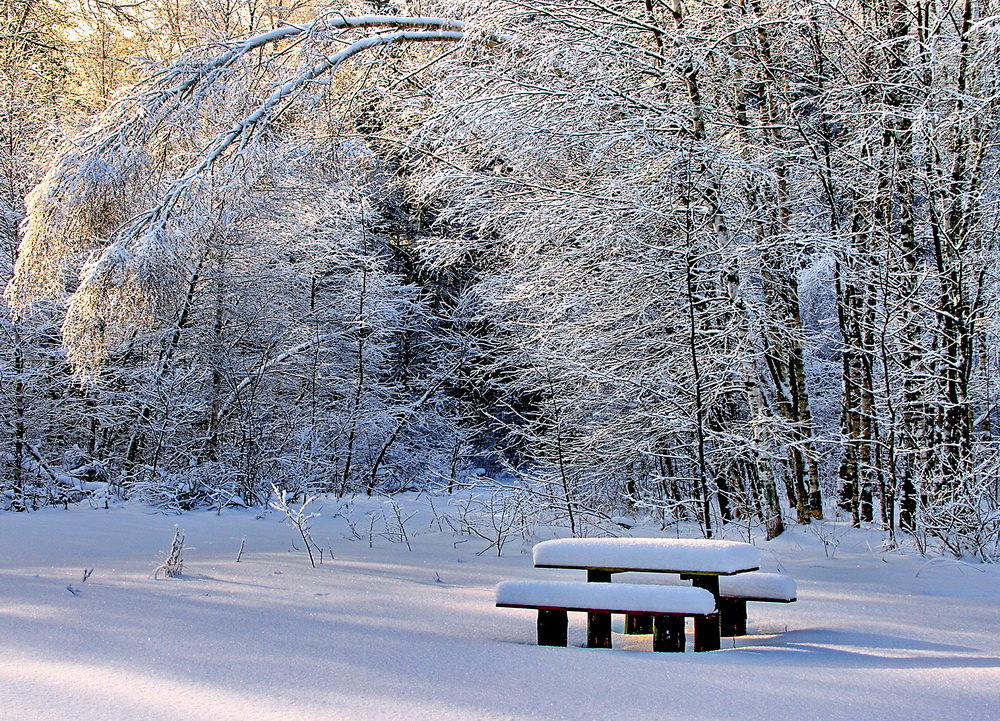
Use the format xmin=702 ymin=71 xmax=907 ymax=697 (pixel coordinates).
xmin=269 ymin=485 xmax=321 ymax=568
xmin=154 ymin=525 xmax=185 ymax=579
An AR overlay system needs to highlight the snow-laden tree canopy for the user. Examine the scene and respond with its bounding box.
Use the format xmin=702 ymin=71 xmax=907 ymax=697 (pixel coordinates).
xmin=5 ymin=0 xmax=1000 ymax=558
xmin=5 ymin=13 xmax=509 ymax=371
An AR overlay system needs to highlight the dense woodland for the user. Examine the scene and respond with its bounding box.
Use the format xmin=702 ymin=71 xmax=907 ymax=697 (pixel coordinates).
xmin=1 ymin=0 xmax=998 ymax=558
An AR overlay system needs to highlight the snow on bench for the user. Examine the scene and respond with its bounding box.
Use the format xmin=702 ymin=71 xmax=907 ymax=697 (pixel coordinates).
xmin=496 ymin=580 xmax=716 ymax=615
xmin=722 ymin=572 xmax=796 ymax=602
xmin=614 ymin=571 xmax=797 ymax=602
xmin=496 ymin=580 xmax=717 ymax=652
xmin=532 ymin=537 xmax=761 ymax=575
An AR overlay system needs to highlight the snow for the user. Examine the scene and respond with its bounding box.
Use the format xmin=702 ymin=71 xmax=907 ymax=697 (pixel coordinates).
xmin=0 ymin=495 xmax=998 ymax=721
xmin=720 ymin=571 xmax=796 ymax=601
xmin=496 ymin=580 xmax=716 ymax=614
xmin=616 ymin=571 xmax=798 ymax=601
xmin=533 ymin=537 xmax=762 ymax=574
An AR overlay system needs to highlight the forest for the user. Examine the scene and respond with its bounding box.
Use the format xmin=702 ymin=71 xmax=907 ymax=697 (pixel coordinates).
xmin=2 ymin=0 xmax=999 ymax=560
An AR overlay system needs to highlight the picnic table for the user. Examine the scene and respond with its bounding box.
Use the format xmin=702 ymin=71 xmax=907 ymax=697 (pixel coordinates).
xmin=532 ymin=537 xmax=761 ymax=651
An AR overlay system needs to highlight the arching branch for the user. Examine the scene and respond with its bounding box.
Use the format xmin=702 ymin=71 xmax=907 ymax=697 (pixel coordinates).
xmin=5 ymin=15 xmax=509 ymax=373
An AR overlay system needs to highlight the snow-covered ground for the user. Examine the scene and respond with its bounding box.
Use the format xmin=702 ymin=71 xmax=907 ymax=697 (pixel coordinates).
xmin=1 ymin=495 xmax=997 ymax=721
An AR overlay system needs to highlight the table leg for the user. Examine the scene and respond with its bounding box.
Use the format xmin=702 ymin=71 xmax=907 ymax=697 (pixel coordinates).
xmin=689 ymin=574 xmax=722 ymax=652
xmin=586 ymin=569 xmax=612 ymax=648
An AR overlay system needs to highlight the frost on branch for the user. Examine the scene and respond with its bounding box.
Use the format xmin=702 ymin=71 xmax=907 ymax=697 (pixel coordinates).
xmin=6 ymin=145 xmax=150 ymax=308
xmin=61 ymin=229 xmax=185 ymax=372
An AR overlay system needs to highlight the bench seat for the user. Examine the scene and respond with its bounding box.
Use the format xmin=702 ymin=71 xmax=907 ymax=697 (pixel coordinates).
xmin=496 ymin=580 xmax=716 ymax=651
xmin=720 ymin=571 xmax=797 ymax=602
xmin=613 ymin=571 xmax=796 ymax=636
xmin=615 ymin=571 xmax=797 ymax=602
xmin=497 ymin=580 xmax=716 ymax=614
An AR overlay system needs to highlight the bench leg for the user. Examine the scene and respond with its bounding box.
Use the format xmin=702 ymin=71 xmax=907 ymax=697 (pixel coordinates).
xmin=625 ymin=613 xmax=654 ymax=635
xmin=719 ymin=598 xmax=747 ymax=637
xmin=587 ymin=611 xmax=613 ymax=648
xmin=537 ymin=609 xmax=568 ymax=647
xmin=652 ymin=615 xmax=685 ymax=652
xmin=693 ymin=613 xmax=721 ymax=652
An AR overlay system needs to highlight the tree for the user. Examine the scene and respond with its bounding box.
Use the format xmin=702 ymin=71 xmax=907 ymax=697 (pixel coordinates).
xmin=2 ymin=10 xmax=493 ymax=507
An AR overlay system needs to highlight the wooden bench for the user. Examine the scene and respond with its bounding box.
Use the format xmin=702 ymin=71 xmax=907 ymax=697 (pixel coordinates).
xmin=496 ymin=580 xmax=717 ymax=652
xmin=614 ymin=571 xmax=797 ymax=636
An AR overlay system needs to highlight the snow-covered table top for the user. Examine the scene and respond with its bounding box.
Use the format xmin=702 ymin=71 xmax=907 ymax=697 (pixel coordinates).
xmin=496 ymin=580 xmax=717 ymax=615
xmin=532 ymin=537 xmax=761 ymax=576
